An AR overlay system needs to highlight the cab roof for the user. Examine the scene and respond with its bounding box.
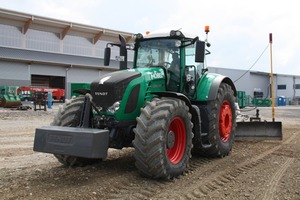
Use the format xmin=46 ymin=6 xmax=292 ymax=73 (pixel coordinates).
xmin=142 ymin=28 xmax=198 ymax=40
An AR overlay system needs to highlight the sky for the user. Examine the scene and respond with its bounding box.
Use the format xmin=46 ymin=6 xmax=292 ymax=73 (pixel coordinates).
xmin=0 ymin=0 xmax=299 ymax=75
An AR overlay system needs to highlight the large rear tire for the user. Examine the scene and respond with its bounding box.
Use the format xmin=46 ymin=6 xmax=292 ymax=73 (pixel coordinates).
xmin=198 ymin=82 xmax=236 ymax=157
xmin=133 ymin=97 xmax=193 ymax=179
xmin=52 ymin=95 xmax=100 ymax=166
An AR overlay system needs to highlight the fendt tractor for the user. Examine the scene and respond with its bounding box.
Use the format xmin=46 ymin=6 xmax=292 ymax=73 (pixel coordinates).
xmin=34 ymin=26 xmax=237 ymax=179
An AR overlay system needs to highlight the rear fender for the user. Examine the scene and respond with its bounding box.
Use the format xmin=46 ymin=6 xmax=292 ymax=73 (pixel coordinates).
xmin=196 ymin=73 xmax=236 ymax=147
xmin=197 ymin=73 xmax=237 ymax=101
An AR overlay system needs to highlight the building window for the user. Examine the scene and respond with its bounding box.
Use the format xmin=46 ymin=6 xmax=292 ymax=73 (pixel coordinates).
xmin=295 ymin=84 xmax=300 ymax=89
xmin=277 ymin=84 xmax=286 ymax=90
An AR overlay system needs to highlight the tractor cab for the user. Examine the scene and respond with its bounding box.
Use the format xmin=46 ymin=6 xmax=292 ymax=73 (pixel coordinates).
xmin=133 ymin=30 xmax=207 ymax=98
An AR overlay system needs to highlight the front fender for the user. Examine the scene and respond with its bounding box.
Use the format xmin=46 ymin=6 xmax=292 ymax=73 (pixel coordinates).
xmin=151 ymin=91 xmax=198 ymax=128
xmin=151 ymin=91 xmax=192 ymax=110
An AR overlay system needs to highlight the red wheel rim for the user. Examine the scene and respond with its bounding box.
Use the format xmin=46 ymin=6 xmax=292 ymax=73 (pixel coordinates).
xmin=219 ymin=100 xmax=232 ymax=142
xmin=167 ymin=117 xmax=186 ymax=164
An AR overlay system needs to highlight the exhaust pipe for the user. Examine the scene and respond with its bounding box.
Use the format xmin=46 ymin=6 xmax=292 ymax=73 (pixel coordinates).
xmin=119 ymin=35 xmax=127 ymax=70
xmin=103 ymin=35 xmax=127 ymax=70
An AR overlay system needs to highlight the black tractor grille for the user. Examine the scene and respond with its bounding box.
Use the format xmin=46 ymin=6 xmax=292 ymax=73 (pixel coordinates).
xmin=91 ymin=71 xmax=141 ymax=111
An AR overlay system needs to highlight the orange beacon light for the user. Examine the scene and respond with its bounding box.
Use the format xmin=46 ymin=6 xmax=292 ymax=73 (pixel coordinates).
xmin=205 ymin=25 xmax=210 ymax=33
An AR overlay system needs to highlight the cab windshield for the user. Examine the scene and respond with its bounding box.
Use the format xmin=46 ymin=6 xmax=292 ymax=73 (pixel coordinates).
xmin=135 ymin=39 xmax=181 ymax=68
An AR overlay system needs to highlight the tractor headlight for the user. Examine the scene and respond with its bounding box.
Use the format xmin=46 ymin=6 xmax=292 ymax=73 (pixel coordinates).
xmin=134 ymin=33 xmax=143 ymax=40
xmin=170 ymin=30 xmax=184 ymax=38
xmin=107 ymin=101 xmax=121 ymax=114
xmin=175 ymin=40 xmax=182 ymax=47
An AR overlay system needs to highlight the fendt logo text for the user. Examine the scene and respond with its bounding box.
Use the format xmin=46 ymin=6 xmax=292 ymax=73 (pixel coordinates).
xmin=95 ymin=92 xmax=108 ymax=96
xmin=150 ymin=71 xmax=164 ymax=80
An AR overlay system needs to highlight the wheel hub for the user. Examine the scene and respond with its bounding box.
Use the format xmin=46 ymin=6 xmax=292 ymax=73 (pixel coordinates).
xmin=167 ymin=130 xmax=175 ymax=149
xmin=167 ymin=116 xmax=187 ymax=164
xmin=219 ymin=100 xmax=233 ymax=142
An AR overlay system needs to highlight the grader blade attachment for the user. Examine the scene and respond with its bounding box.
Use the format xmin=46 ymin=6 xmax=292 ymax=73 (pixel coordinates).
xmin=235 ymin=121 xmax=282 ymax=140
xmin=235 ymin=33 xmax=283 ymax=141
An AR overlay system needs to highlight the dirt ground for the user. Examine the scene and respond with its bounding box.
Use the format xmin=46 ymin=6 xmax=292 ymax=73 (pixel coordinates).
xmin=0 ymin=104 xmax=300 ymax=200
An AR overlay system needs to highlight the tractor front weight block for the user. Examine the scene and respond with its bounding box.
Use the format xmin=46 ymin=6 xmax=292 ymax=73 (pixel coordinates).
xmin=33 ymin=126 xmax=109 ymax=158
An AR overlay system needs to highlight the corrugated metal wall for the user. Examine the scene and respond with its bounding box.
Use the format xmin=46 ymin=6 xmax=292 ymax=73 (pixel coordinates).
xmin=296 ymin=77 xmax=300 ymax=97
xmin=209 ymin=67 xmax=252 ymax=93
xmin=0 ymin=24 xmax=23 ymax=48
xmin=67 ymin=68 xmax=106 ymax=83
xmin=0 ymin=61 xmax=29 ymax=80
xmin=26 ymin=29 xmax=60 ymax=52
xmin=30 ymin=64 xmax=65 ymax=76
xmin=0 ymin=24 xmax=128 ymax=59
xmin=0 ymin=61 xmax=30 ymax=86
xmin=249 ymin=73 xmax=270 ymax=98
xmin=276 ymin=75 xmax=294 ymax=98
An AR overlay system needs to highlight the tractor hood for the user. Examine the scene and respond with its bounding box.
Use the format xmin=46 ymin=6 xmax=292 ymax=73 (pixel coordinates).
xmin=91 ymin=71 xmax=141 ymax=111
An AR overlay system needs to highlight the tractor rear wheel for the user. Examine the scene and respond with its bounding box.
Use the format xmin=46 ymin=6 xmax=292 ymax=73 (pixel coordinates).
xmin=133 ymin=97 xmax=193 ymax=179
xmin=51 ymin=95 xmax=101 ymax=166
xmin=200 ymin=82 xmax=236 ymax=157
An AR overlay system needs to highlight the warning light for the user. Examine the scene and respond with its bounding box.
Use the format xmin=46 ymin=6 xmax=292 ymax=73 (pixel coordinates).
xmin=146 ymin=31 xmax=150 ymax=35
xmin=205 ymin=26 xmax=210 ymax=33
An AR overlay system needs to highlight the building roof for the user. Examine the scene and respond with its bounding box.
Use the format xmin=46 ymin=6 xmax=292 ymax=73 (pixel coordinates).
xmin=0 ymin=8 xmax=134 ymax=44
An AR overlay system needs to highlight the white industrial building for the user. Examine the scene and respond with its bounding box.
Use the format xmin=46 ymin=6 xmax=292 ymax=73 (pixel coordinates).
xmin=209 ymin=67 xmax=300 ymax=105
xmin=0 ymin=8 xmax=134 ymax=99
xmin=0 ymin=8 xmax=299 ymax=104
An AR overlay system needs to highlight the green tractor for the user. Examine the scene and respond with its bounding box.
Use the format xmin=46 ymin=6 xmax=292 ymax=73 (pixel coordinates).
xmin=34 ymin=27 xmax=236 ymax=179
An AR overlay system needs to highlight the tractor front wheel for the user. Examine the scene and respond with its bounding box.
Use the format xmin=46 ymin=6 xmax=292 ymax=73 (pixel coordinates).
xmin=133 ymin=97 xmax=193 ymax=179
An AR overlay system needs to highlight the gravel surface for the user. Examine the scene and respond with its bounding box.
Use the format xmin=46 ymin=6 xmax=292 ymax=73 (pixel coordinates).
xmin=0 ymin=103 xmax=300 ymax=200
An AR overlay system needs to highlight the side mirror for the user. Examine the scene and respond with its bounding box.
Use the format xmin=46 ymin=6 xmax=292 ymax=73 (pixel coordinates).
xmin=195 ymin=41 xmax=205 ymax=63
xmin=104 ymin=47 xmax=111 ymax=66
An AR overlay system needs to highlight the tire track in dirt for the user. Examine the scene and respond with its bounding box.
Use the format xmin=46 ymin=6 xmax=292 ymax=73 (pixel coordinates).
xmin=188 ymin=157 xmax=214 ymax=171
xmin=0 ymin=131 xmax=34 ymax=137
xmin=17 ymin=159 xmax=140 ymax=199
xmin=153 ymin=131 xmax=299 ymax=199
xmin=104 ymin=178 xmax=167 ymax=200
xmin=88 ymin=158 xmax=170 ymax=199
xmin=1 ymin=109 xmax=298 ymax=200
xmin=0 ymin=147 xmax=33 ymax=157
xmin=96 ymin=137 xmax=278 ymax=199
xmin=0 ymin=138 xmax=32 ymax=145
xmin=104 ymin=149 xmax=256 ymax=200
xmin=281 ymin=130 xmax=298 ymax=144
xmin=102 ymin=144 xmax=257 ymax=199
xmin=177 ymin=156 xmax=270 ymax=199
xmin=0 ymin=153 xmax=56 ymax=170
xmin=262 ymin=157 xmax=295 ymax=200
xmin=0 ymin=129 xmax=36 ymax=159
xmin=0 ymin=144 xmax=32 ymax=150
xmin=31 ymin=129 xmax=296 ymax=200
